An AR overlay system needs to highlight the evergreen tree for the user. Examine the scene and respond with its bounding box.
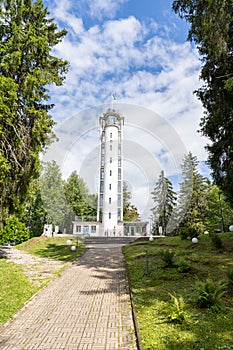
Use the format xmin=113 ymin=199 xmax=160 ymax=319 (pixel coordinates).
xmin=24 ymin=179 xmax=46 ymax=237
xmin=172 ymin=0 xmax=233 ymax=204
xmin=0 ymin=0 xmax=69 ymax=229
xmin=177 ymin=152 xmax=209 ymax=235
xmin=151 ymin=170 xmax=177 ymax=235
xmin=123 ymin=182 xmax=140 ymax=222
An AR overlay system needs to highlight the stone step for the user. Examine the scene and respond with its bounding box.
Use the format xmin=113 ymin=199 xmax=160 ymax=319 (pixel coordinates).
xmin=83 ymin=236 xmax=137 ymax=245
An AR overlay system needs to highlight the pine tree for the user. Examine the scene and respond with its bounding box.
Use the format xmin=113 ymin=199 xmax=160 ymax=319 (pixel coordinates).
xmin=151 ymin=170 xmax=177 ymax=235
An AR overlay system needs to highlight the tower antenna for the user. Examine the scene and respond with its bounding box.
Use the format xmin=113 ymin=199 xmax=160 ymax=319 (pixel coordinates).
xmin=111 ymin=93 xmax=116 ymax=109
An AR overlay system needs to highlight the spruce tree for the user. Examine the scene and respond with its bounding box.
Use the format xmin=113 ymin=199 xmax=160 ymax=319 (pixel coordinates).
xmin=177 ymin=152 xmax=209 ymax=235
xmin=173 ymin=0 xmax=233 ymax=204
xmin=0 ymin=0 xmax=68 ymax=229
xmin=151 ymin=170 xmax=177 ymax=235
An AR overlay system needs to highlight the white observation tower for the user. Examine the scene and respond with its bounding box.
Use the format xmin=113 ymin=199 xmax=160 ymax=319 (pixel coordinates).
xmin=97 ymin=109 xmax=124 ymax=236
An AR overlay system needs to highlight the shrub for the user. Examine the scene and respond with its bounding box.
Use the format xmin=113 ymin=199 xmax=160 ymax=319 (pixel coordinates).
xmin=159 ymin=249 xmax=175 ymax=267
xmin=226 ymin=268 xmax=233 ymax=286
xmin=196 ymin=278 xmax=226 ymax=311
xmin=189 ymin=227 xmax=200 ymax=239
xmin=179 ymin=227 xmax=199 ymax=240
xmin=179 ymin=228 xmax=189 ymax=240
xmin=0 ymin=217 xmax=30 ymax=245
xmin=166 ymin=293 xmax=187 ymax=324
xmin=177 ymin=258 xmax=192 ymax=273
xmin=210 ymin=233 xmax=223 ymax=250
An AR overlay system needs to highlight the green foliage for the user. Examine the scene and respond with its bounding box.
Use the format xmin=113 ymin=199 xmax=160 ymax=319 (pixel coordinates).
xmin=172 ymin=0 xmax=233 ymax=205
xmin=40 ymin=161 xmax=68 ymax=227
xmin=0 ymin=217 xmax=30 ymax=245
xmin=123 ymin=182 xmax=140 ymax=221
xmin=177 ymin=258 xmax=192 ymax=273
xmin=210 ymin=233 xmax=223 ymax=250
xmin=178 ymin=227 xmax=189 ymax=240
xmin=123 ymin=234 xmax=233 ymax=349
xmin=159 ymin=248 xmax=175 ymax=267
xmin=64 ymin=170 xmax=97 ymax=221
xmin=177 ymin=152 xmax=209 ymax=234
xmin=166 ymin=293 xmax=187 ymax=324
xmin=179 ymin=226 xmax=200 ymax=240
xmin=151 ymin=170 xmax=177 ymax=235
xmin=23 ymin=179 xmax=47 ymax=237
xmin=0 ymin=0 xmax=68 ymax=226
xmin=226 ymin=268 xmax=233 ymax=285
xmin=204 ymin=186 xmax=233 ymax=232
xmin=196 ymin=279 xmax=226 ymax=311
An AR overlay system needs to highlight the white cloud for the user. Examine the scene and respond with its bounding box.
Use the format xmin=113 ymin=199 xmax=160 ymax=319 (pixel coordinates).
xmin=43 ymin=3 xmax=210 ymax=220
xmin=83 ymin=0 xmax=129 ymax=20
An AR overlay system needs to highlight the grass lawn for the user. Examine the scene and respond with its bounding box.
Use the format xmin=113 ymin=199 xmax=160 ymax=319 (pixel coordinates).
xmin=0 ymin=259 xmax=37 ymax=325
xmin=123 ymin=233 xmax=233 ymax=350
xmin=17 ymin=236 xmax=86 ymax=262
xmin=0 ymin=236 xmax=86 ymax=326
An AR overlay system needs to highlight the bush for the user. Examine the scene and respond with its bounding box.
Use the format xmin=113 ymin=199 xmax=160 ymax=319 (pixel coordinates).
xmin=179 ymin=227 xmax=199 ymax=240
xmin=177 ymin=258 xmax=192 ymax=273
xmin=226 ymin=268 xmax=233 ymax=286
xmin=0 ymin=217 xmax=30 ymax=245
xmin=210 ymin=233 xmax=223 ymax=250
xmin=159 ymin=249 xmax=175 ymax=267
xmin=196 ymin=278 xmax=226 ymax=311
xmin=179 ymin=228 xmax=189 ymax=240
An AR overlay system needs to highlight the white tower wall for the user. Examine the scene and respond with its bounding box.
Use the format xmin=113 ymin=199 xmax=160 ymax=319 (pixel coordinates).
xmin=103 ymin=125 xmax=118 ymax=230
xmin=97 ymin=110 xmax=124 ymax=236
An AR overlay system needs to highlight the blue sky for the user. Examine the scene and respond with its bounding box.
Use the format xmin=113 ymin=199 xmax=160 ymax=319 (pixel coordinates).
xmin=43 ymin=0 xmax=210 ymax=220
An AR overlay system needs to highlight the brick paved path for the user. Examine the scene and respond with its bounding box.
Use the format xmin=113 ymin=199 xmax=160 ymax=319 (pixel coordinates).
xmin=0 ymin=246 xmax=137 ymax=350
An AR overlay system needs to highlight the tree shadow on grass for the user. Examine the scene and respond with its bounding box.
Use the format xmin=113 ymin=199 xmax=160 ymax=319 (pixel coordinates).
xmin=34 ymin=243 xmax=85 ymax=262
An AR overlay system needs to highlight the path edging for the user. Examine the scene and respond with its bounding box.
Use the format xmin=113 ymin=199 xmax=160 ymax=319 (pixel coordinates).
xmin=123 ymin=252 xmax=143 ymax=350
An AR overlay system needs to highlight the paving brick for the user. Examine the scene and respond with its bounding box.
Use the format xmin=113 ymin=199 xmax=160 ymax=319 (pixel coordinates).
xmin=0 ymin=246 xmax=137 ymax=349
